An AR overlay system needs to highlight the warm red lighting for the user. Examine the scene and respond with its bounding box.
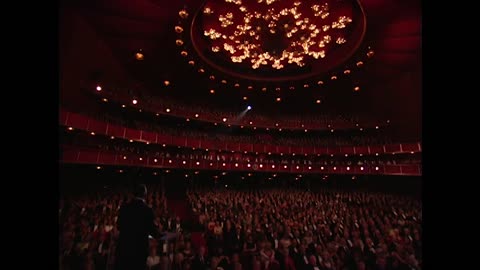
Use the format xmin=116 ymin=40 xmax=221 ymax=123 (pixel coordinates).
xmin=222 ymin=163 xmax=226 ymax=166
xmin=135 ymin=51 xmax=144 ymax=60
xmin=166 ymin=108 xmax=171 ymax=112
xmin=243 ymin=96 xmax=248 ymax=100
xmin=279 ymin=128 xmax=282 ymax=131
xmin=129 ymin=140 xmax=133 ymax=142
xmin=102 ymin=98 xmax=108 ymax=102
xmin=195 ymin=114 xmax=199 ymax=118
xmin=296 ymin=166 xmax=299 ymax=169
xmin=67 ymin=127 xmax=73 ymax=131
xmin=199 ymin=68 xmax=205 ymax=73
xmin=90 ymin=132 xmax=95 ymax=136
xmin=344 ymin=69 xmax=351 ymax=74
xmin=304 ymin=84 xmax=309 ymax=88
xmin=121 ymin=105 xmax=126 ymax=108
xmin=196 ymin=161 xmax=200 ymax=165
xmin=221 ymin=80 xmax=227 ymax=84
xmin=317 ymin=81 xmax=324 ymax=85
xmin=357 ymin=61 xmax=364 ymax=67
xmin=175 ymin=25 xmax=184 ymax=33
xmin=334 ymin=167 xmax=337 ymax=170
xmin=210 ymin=163 xmax=213 ymax=166
xmin=272 ymin=165 xmax=275 ymax=168
xmin=188 ymin=60 xmax=195 ymax=65
xmin=248 ymin=86 xmax=253 ymax=90
xmin=249 ymin=121 xmax=253 ymax=125
xmin=180 ymin=51 xmax=188 ymax=57
xmin=347 ymin=167 xmax=350 ymax=171
xmin=132 ymin=99 xmax=138 ymax=105
xmin=182 ymin=160 xmax=186 ymax=164
xmin=186 ymin=118 xmax=190 ymax=122
xmin=345 ymin=154 xmax=348 ymax=157
xmin=168 ymin=160 xmax=172 ymax=163
xmin=247 ymin=164 xmax=251 ymax=167
xmin=164 ymin=81 xmax=170 ymax=86
xmin=331 ymin=129 xmax=334 ymax=132
xmin=276 ymin=97 xmax=281 ymax=102
xmin=305 ymin=129 xmax=308 ymax=132
xmin=209 ymin=75 xmax=215 ymax=80
xmin=96 ymin=166 xmax=101 ymax=170
xmin=375 ymin=166 xmax=379 ymax=171
xmin=210 ymin=89 xmax=215 ymax=94
xmin=411 ymin=151 xmax=415 ymax=154
xmin=235 ymin=163 xmax=239 ymax=167
xmin=275 ymin=123 xmax=279 ymax=127
xmin=316 ymin=99 xmax=321 ymax=104
xmin=375 ymin=153 xmax=379 ymax=156
xmin=154 ymin=159 xmax=158 ymax=163
xmin=284 ymin=165 xmax=288 ymax=169
xmin=360 ymin=167 xmax=364 ymax=170
xmin=321 ymin=166 xmax=324 ymax=170
xmin=331 ymin=75 xmax=337 ymax=80
xmin=222 ymin=118 xmax=227 ymax=122
xmin=262 ymin=87 xmax=267 ymax=92
xmin=110 ymin=136 xmax=114 ymax=139
xmin=96 ymin=85 xmax=102 ymax=91
xmin=259 ymin=164 xmax=263 ymax=168
xmin=153 ymin=172 xmax=157 ymax=176
xmin=354 ymin=86 xmax=360 ymax=91
xmin=308 ymin=166 xmax=312 ymax=170
xmin=123 ymin=156 xmax=127 ymax=160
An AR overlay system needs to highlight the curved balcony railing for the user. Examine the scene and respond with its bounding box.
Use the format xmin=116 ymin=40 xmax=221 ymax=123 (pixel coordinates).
xmin=60 ymin=109 xmax=421 ymax=156
xmin=95 ymin=89 xmax=386 ymax=132
xmin=60 ymin=146 xmax=421 ymax=176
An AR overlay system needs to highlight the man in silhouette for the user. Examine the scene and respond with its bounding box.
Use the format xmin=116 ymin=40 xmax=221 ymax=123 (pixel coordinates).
xmin=115 ymin=184 xmax=162 ymax=270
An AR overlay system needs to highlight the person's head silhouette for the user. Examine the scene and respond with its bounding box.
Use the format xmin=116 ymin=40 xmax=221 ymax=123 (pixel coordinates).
xmin=133 ymin=184 xmax=147 ymax=199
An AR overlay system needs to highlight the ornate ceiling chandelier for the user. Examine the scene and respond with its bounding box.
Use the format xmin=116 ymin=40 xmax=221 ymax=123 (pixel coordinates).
xmin=175 ymin=0 xmax=369 ymax=85
xmin=202 ymin=0 xmax=353 ymax=70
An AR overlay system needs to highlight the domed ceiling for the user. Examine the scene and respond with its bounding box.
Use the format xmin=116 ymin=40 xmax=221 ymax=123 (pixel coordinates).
xmin=59 ymin=0 xmax=422 ymax=139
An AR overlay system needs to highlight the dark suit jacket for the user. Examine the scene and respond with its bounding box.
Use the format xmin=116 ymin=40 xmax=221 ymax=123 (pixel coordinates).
xmin=191 ymin=255 xmax=208 ymax=270
xmin=115 ymin=198 xmax=160 ymax=270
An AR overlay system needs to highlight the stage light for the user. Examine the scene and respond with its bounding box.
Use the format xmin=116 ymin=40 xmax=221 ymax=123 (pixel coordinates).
xmin=96 ymin=166 xmax=101 ymax=170
xmin=196 ymin=161 xmax=200 ymax=165
xmin=375 ymin=166 xmax=379 ymax=171
xmin=132 ymin=99 xmax=138 ymax=105
xmin=247 ymin=105 xmax=252 ymax=110
xmin=154 ymin=159 xmax=158 ymax=163
xmin=102 ymin=98 xmax=108 ymax=102
xmin=360 ymin=167 xmax=364 ymax=170
xmin=90 ymin=132 xmax=95 ymax=136
xmin=222 ymin=118 xmax=227 ymax=122
xmin=96 ymin=85 xmax=102 ymax=91
xmin=67 ymin=127 xmax=73 ymax=131
xmin=182 ymin=160 xmax=186 ymax=164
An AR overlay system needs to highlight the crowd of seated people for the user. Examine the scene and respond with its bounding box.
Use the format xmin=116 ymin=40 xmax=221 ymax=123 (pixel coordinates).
xmin=187 ymin=189 xmax=422 ymax=270
xmin=59 ymin=183 xmax=422 ymax=270
xmin=69 ymin=108 xmax=392 ymax=147
xmin=96 ymin=88 xmax=367 ymax=126
xmin=62 ymin=132 xmax=420 ymax=167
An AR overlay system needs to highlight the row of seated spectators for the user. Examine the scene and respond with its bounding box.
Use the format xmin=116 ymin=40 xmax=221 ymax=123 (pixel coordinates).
xmin=186 ymin=189 xmax=422 ymax=270
xmin=98 ymin=88 xmax=369 ymax=126
xmin=72 ymin=105 xmax=392 ymax=147
xmin=62 ymin=132 xmax=420 ymax=166
xmin=59 ymin=184 xmax=422 ymax=270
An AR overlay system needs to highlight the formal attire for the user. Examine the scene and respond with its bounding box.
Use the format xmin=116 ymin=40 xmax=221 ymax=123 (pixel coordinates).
xmin=114 ymin=198 xmax=160 ymax=270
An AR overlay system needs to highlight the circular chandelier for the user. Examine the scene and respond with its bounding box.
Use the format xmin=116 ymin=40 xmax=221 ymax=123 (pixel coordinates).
xmin=180 ymin=0 xmax=366 ymax=83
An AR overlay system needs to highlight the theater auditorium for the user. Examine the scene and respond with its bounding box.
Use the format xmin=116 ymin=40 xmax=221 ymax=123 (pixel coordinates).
xmin=59 ymin=0 xmax=421 ymax=269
